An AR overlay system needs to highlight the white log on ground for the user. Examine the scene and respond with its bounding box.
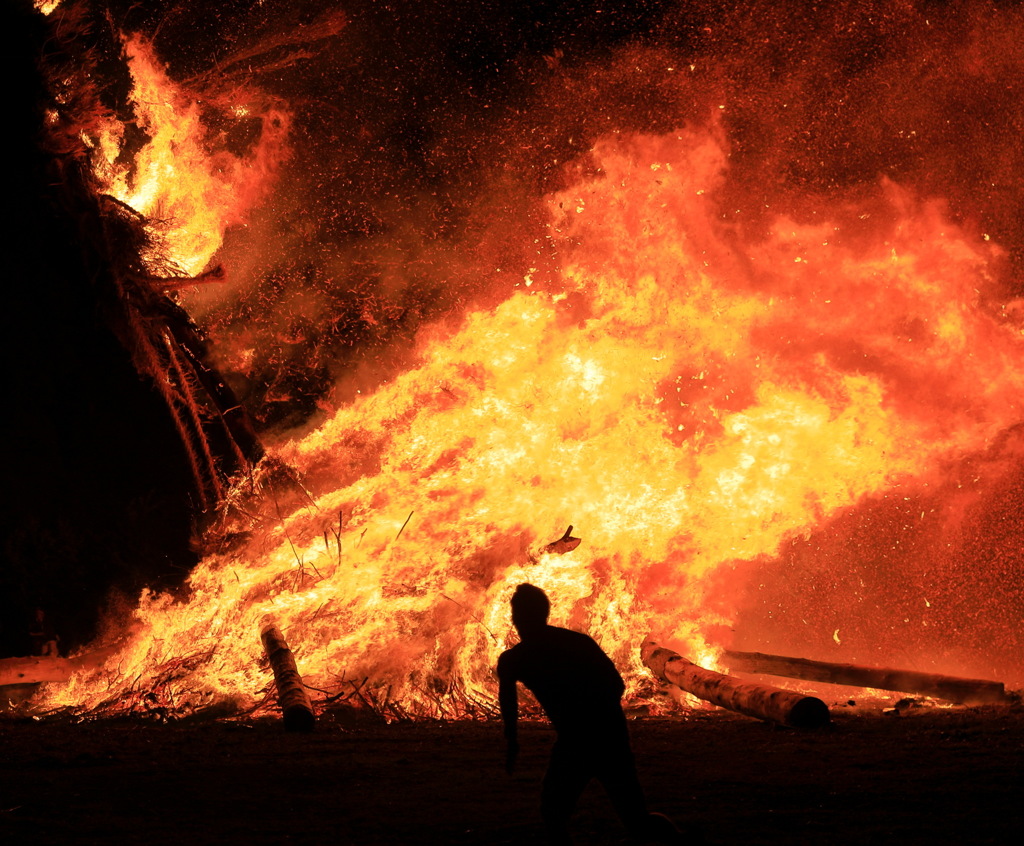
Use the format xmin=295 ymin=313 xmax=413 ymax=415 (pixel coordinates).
xmin=260 ymin=623 xmax=315 ymax=732
xmin=641 ymin=640 xmax=830 ymax=728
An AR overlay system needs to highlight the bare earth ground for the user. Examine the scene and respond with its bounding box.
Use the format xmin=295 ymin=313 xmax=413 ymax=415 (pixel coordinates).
xmin=1 ymin=701 xmax=1021 ymax=845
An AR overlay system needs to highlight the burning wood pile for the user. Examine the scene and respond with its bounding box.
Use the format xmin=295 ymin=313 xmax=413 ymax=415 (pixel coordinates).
xmin=4 ymin=1 xmax=1024 ymax=724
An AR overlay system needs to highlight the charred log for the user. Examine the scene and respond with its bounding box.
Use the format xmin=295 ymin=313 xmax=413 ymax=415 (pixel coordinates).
xmin=642 ymin=640 xmax=830 ymax=728
xmin=260 ymin=623 xmax=315 ymax=732
xmin=723 ymin=650 xmax=1009 ymax=705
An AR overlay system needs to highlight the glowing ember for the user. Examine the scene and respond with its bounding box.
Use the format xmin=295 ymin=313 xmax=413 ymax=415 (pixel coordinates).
xmin=42 ymin=122 xmax=1024 ymax=717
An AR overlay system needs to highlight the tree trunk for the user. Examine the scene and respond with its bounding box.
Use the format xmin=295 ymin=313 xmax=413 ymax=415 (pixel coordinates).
xmin=641 ymin=640 xmax=830 ymax=728
xmin=260 ymin=623 xmax=315 ymax=732
xmin=723 ymin=650 xmax=1009 ymax=705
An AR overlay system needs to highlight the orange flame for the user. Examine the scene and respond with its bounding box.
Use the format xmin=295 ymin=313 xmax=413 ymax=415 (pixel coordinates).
xmin=90 ymin=35 xmax=290 ymax=276
xmin=44 ymin=125 xmax=1024 ymax=717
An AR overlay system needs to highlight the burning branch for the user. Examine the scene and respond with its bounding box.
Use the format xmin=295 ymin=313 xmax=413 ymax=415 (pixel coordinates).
xmin=641 ymin=640 xmax=830 ymax=729
xmin=186 ymin=10 xmax=348 ymax=88
xmin=138 ymin=264 xmax=227 ymax=292
xmin=395 ymin=510 xmax=414 ymax=541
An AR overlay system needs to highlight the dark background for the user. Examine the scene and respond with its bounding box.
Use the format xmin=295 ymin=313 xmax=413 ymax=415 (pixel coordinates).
xmin=0 ymin=709 xmax=1021 ymax=844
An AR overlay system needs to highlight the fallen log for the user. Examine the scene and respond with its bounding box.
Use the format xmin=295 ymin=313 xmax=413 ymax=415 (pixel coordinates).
xmin=641 ymin=640 xmax=830 ymax=728
xmin=260 ymin=623 xmax=315 ymax=732
xmin=723 ymin=649 xmax=1009 ymax=705
xmin=0 ymin=644 xmax=122 ymax=687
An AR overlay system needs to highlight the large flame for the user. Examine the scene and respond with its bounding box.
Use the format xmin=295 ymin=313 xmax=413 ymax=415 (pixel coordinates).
xmin=90 ymin=35 xmax=290 ymax=276
xmin=43 ymin=121 xmax=1024 ymax=717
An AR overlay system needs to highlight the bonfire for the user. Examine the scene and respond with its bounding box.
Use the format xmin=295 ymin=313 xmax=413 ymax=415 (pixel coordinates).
xmin=5 ymin=0 xmax=1022 ymax=729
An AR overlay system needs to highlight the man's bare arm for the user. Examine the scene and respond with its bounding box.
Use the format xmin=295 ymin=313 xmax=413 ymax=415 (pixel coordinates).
xmin=497 ymin=656 xmax=520 ymax=773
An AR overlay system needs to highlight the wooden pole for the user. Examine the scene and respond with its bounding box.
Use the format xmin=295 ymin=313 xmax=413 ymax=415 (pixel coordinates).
xmin=1 ymin=655 xmax=76 ymax=686
xmin=260 ymin=623 xmax=315 ymax=732
xmin=641 ymin=640 xmax=830 ymax=728
xmin=723 ymin=650 xmax=1009 ymax=705
xmin=0 ymin=644 xmax=122 ymax=687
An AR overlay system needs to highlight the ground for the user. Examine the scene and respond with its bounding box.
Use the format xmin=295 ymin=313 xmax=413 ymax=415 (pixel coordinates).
xmin=0 ymin=701 xmax=1021 ymax=845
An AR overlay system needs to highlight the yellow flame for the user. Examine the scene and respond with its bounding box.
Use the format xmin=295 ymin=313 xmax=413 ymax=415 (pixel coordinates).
xmin=44 ymin=127 xmax=1024 ymax=718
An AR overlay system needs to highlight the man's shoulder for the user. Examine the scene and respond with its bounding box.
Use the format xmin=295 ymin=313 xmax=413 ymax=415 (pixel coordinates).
xmin=497 ymin=644 xmax=521 ymax=662
xmin=547 ymin=625 xmax=602 ymax=648
xmin=497 ymin=643 xmax=524 ymax=674
xmin=551 ymin=625 xmax=595 ymax=640
xmin=497 ymin=627 xmax=605 ymax=666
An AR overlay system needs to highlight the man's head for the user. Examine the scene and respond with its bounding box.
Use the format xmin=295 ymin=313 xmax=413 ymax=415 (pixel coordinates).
xmin=510 ymin=583 xmax=549 ymax=638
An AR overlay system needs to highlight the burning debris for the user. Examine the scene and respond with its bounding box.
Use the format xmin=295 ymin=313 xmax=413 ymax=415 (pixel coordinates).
xmin=542 ymin=526 xmax=582 ymax=556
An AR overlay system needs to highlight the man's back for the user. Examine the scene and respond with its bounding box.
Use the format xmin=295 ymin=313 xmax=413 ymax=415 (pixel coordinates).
xmin=497 ymin=624 xmax=625 ymax=737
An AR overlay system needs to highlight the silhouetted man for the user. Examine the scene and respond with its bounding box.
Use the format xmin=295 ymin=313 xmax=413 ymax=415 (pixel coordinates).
xmin=497 ymin=583 xmax=688 ymax=844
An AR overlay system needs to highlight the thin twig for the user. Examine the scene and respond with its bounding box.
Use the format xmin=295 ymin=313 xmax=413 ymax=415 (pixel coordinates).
xmin=349 ymin=678 xmax=375 ymax=712
xmin=395 ymin=511 xmax=414 ymax=541
xmin=286 ymin=536 xmax=304 ymax=569
xmin=441 ymin=593 xmax=498 ymax=642
xmin=336 ymin=510 xmax=343 ymax=562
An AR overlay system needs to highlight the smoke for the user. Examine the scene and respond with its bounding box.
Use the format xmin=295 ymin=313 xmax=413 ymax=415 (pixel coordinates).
xmin=739 ymin=426 xmax=1024 ymax=685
